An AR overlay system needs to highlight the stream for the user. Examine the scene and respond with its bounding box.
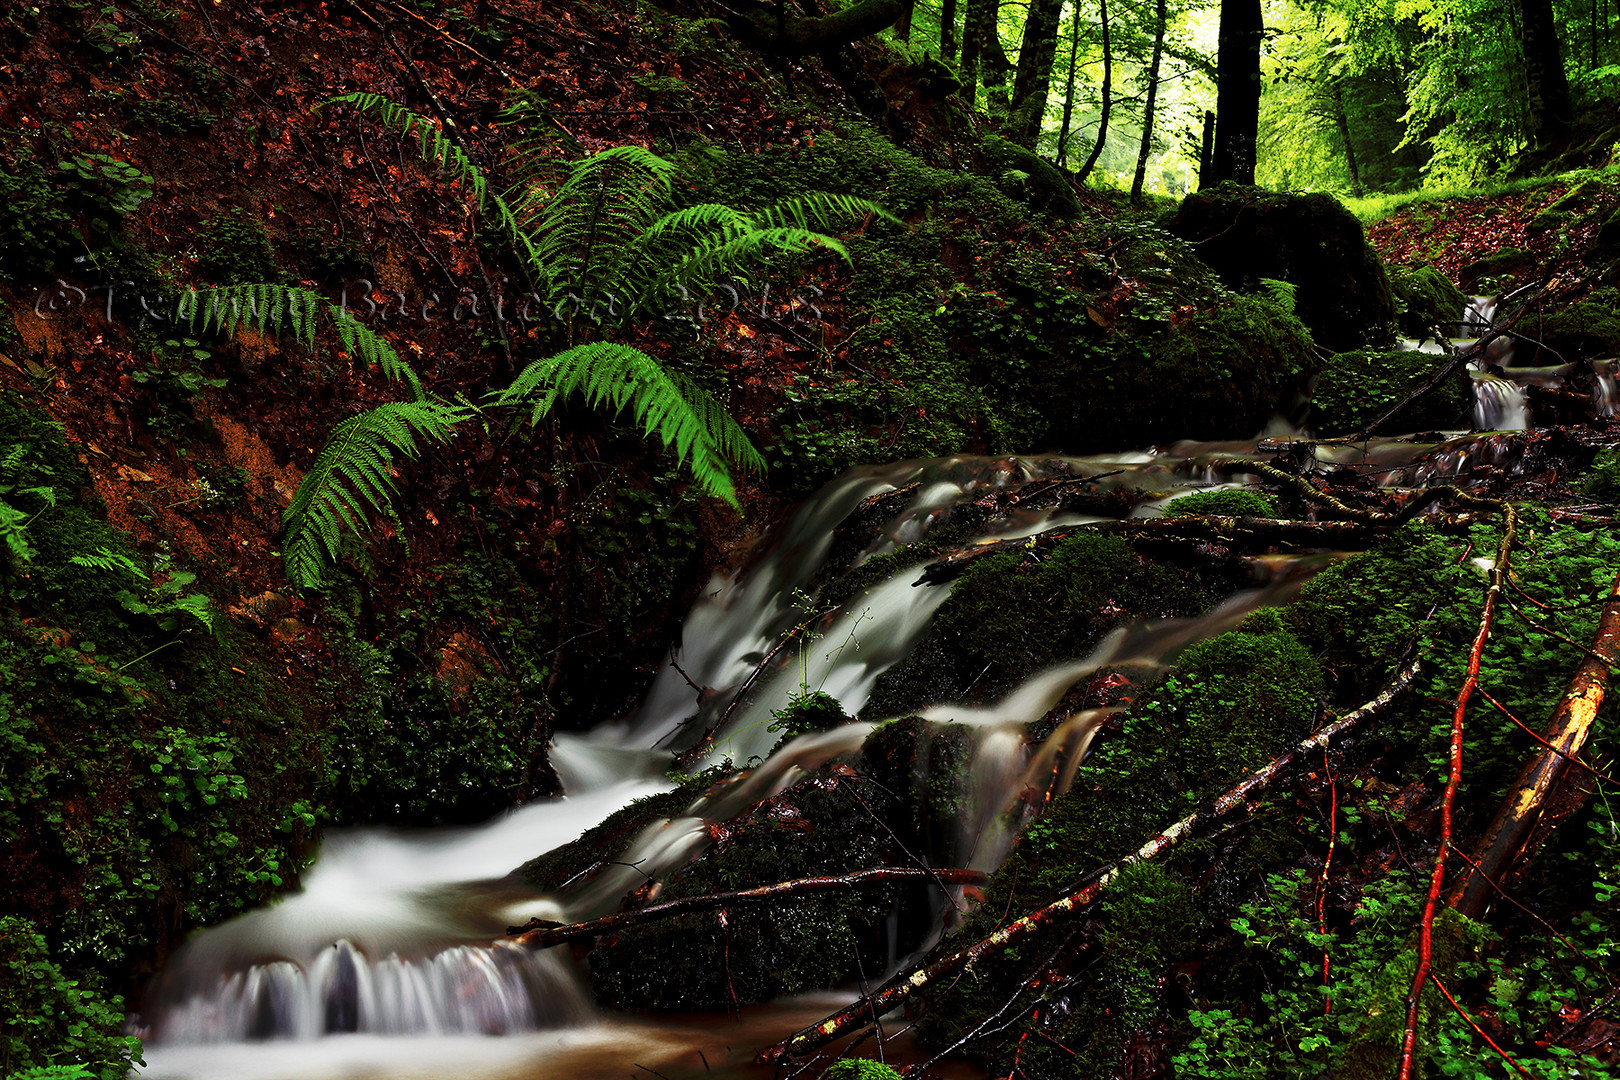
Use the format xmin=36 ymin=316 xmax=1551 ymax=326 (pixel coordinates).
xmin=132 ymin=307 xmax=1614 ymax=1079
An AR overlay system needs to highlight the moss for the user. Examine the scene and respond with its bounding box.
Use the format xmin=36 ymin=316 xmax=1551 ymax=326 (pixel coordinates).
xmin=1310 ymin=349 xmax=1471 ymax=437
xmin=584 ymin=769 xmax=914 ymax=1011
xmin=1580 ymin=448 xmax=1620 ymax=503
xmin=911 ymin=609 xmax=1324 ymax=1075
xmin=1163 ymin=489 xmax=1277 ymax=519
xmin=1533 ymin=287 xmax=1620 ymax=360
xmin=861 ymin=532 xmax=1218 ymax=718
xmin=1388 ymin=264 xmax=1465 ymax=337
xmin=823 ymin=1061 xmax=904 ymax=1080
xmin=861 ymin=716 xmax=976 ymax=864
xmin=1166 ymin=185 xmax=1396 ymax=353
xmin=1459 ymin=246 xmax=1534 ymax=290
xmin=196 ymin=208 xmax=279 ymax=285
xmin=767 ymin=690 xmax=851 ymax=754
xmin=979 ymin=135 xmax=1081 ymax=219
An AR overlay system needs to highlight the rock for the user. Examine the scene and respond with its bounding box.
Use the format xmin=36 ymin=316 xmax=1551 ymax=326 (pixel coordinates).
xmin=979 ymin=135 xmax=1081 ymax=219
xmin=269 ymin=617 xmax=307 ymax=646
xmin=1310 ymin=349 xmax=1473 ymax=437
xmin=1165 ymin=184 xmax=1396 ymax=352
xmin=231 ymin=591 xmax=292 ymax=629
xmin=1458 ymin=246 xmax=1536 ymax=291
xmin=1389 ymin=264 xmax=1466 ymax=338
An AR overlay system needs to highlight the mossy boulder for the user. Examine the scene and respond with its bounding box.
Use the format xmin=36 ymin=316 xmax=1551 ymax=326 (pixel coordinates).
xmin=1310 ymin=349 xmax=1472 ymax=437
xmin=1165 ymin=184 xmax=1396 ymax=352
xmin=1581 ymin=448 xmax=1620 ymax=504
xmin=1525 ymin=287 xmax=1620 ymax=362
xmin=1388 ymin=263 xmax=1465 ymax=338
xmin=979 ymin=135 xmax=1081 ymax=219
xmin=860 ymin=532 xmax=1222 ymax=719
xmin=1458 ymin=246 xmax=1535 ymax=291
xmin=1163 ymin=488 xmax=1277 ymax=518
xmin=1031 ymin=292 xmax=1318 ymax=450
xmin=824 ymin=1061 xmax=904 ymax=1080
xmin=581 ymin=767 xmax=926 ymax=1012
xmin=912 ymin=609 xmax=1324 ymax=1075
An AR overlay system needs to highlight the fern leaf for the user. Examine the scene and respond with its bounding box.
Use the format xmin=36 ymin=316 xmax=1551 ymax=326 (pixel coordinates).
xmin=280 ymin=400 xmax=468 ymax=587
xmin=492 ymin=344 xmax=761 ymax=506
xmin=321 ymin=93 xmax=489 ymax=207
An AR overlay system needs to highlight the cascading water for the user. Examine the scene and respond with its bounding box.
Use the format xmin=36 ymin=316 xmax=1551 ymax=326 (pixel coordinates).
xmin=136 ymin=428 xmax=1522 ymax=1079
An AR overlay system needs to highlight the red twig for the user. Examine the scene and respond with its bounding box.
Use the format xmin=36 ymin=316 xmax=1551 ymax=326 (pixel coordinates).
xmin=1475 ymin=686 xmax=1620 ymax=788
xmin=1396 ymin=505 xmax=1517 ymax=1080
xmin=1430 ymin=973 xmax=1541 ymax=1080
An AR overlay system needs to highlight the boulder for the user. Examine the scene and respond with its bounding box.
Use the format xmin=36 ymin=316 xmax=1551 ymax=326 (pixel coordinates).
xmin=1166 ymin=184 xmax=1396 ymax=352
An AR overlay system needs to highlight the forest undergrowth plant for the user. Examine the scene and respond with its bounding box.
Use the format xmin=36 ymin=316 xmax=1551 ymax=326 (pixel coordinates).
xmin=235 ymin=93 xmax=892 ymax=589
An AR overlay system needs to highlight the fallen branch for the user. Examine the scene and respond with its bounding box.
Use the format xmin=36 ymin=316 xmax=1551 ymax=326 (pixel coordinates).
xmin=1396 ymin=504 xmax=1519 ymax=1080
xmin=1451 ymin=565 xmax=1620 ymax=919
xmin=757 ymin=655 xmax=1424 ymax=1064
xmin=510 ymin=867 xmax=987 ymax=949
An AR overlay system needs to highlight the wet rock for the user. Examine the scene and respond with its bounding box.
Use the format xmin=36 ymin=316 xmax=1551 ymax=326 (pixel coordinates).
xmin=1166 ymin=184 xmax=1396 ymax=352
xmin=1389 ymin=263 xmax=1466 ymax=338
xmin=1459 ymin=246 xmax=1536 ymax=291
xmin=268 ymin=617 xmax=307 ymax=646
xmin=436 ymin=631 xmax=493 ymax=696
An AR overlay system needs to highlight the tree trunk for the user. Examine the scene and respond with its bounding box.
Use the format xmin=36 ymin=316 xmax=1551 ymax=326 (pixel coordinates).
xmin=1130 ymin=0 xmax=1167 ymax=202
xmin=981 ymin=0 xmax=1014 ymax=115
xmin=894 ymin=0 xmax=915 ymax=41
xmin=1197 ymin=108 xmax=1215 ymax=189
xmin=1008 ymin=0 xmax=1067 ymax=145
xmin=1074 ymin=0 xmax=1111 ymax=184
xmin=1520 ymin=0 xmax=1575 ymax=145
xmin=1055 ymin=6 xmax=1084 ymax=168
xmin=940 ymin=0 xmax=959 ymax=61
xmin=958 ymin=0 xmax=990 ymax=106
xmin=1332 ymin=80 xmax=1364 ymax=198
xmin=1210 ymin=0 xmax=1262 ymax=185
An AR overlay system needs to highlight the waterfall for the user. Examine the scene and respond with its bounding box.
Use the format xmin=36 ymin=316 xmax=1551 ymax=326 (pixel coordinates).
xmin=136 ymin=435 xmax=1483 ymax=1074
xmin=1472 ymin=372 xmax=1529 ymax=430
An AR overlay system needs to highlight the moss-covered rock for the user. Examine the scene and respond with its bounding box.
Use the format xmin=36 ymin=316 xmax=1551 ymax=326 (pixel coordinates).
xmin=978 ymin=135 xmax=1081 ymax=219
xmin=1388 ymin=263 xmax=1465 ymax=338
xmin=824 ymin=1060 xmax=904 ymax=1080
xmin=1581 ymin=448 xmax=1620 ymax=504
xmin=1458 ymin=246 xmax=1535 ymax=291
xmin=1165 ymin=184 xmax=1396 ymax=352
xmin=1527 ymin=287 xmax=1620 ymax=362
xmin=912 ymin=609 xmax=1325 ymax=1076
xmin=1163 ymin=489 xmax=1277 ymax=519
xmin=861 ymin=532 xmax=1221 ymax=718
xmin=1310 ymin=349 xmax=1472 ymax=437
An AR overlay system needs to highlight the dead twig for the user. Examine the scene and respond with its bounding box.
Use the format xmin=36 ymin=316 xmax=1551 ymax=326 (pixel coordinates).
xmin=510 ymin=867 xmax=987 ymax=949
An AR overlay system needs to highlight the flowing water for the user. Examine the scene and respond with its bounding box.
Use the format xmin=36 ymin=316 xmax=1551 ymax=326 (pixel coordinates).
xmin=136 ymin=328 xmax=1569 ymax=1077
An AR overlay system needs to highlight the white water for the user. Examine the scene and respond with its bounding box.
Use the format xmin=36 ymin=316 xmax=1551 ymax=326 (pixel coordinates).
xmin=136 ymin=415 xmax=1528 ymax=1075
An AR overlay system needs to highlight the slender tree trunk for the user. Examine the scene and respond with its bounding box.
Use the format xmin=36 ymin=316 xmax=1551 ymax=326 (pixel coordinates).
xmin=1056 ymin=6 xmax=1084 ymax=167
xmin=959 ymin=0 xmax=990 ymax=106
xmin=981 ymin=0 xmax=1014 ymax=115
xmin=1197 ymin=109 xmax=1215 ymax=189
xmin=941 ymin=0 xmax=959 ymax=61
xmin=1075 ymin=0 xmax=1111 ymax=183
xmin=1008 ymin=0 xmax=1067 ymax=145
xmin=1210 ymin=0 xmax=1262 ymax=185
xmin=1520 ymin=0 xmax=1575 ymax=145
xmin=1332 ymin=81 xmax=1364 ymax=197
xmin=895 ymin=0 xmax=915 ymax=41
xmin=1130 ymin=0 xmax=1167 ymax=202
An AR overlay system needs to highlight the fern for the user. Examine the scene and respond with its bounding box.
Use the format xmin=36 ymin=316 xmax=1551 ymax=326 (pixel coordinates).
xmin=320 ymin=93 xmax=488 ymax=206
xmin=492 ymin=343 xmax=763 ymax=507
xmin=281 ymin=400 xmax=469 ymax=587
xmin=177 ymin=284 xmax=423 ymax=399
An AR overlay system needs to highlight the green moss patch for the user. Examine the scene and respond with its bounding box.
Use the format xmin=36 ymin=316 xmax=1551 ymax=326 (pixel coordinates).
xmin=1310 ymin=349 xmax=1471 ymax=436
xmin=1163 ymin=489 xmax=1277 ymax=519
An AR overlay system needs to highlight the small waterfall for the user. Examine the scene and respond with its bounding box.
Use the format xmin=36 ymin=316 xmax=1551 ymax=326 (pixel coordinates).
xmin=155 ymin=940 xmax=589 ymax=1043
xmin=1472 ymin=372 xmax=1530 ymax=430
xmin=137 ymin=436 xmax=1480 ymax=1071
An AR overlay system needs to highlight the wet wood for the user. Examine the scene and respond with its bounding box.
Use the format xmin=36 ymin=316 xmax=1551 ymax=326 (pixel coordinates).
xmin=1450 ymin=565 xmax=1620 ymax=919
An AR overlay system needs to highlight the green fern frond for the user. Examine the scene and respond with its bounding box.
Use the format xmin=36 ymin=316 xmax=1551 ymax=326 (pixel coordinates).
xmin=492 ymin=343 xmax=762 ymax=506
xmin=320 ymin=92 xmax=488 ymax=206
xmin=280 ymin=400 xmax=469 ymax=587
xmin=177 ymin=284 xmax=423 ymax=397
xmin=750 ymin=192 xmax=900 ymax=231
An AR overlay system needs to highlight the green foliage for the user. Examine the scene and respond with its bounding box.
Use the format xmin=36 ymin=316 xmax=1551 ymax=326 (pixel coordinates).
xmin=1581 ymin=448 xmax=1620 ymax=504
xmin=280 ymin=400 xmax=470 ymax=589
xmin=59 ymin=152 xmax=153 ymax=232
xmin=1310 ymin=349 xmax=1471 ymax=436
xmin=822 ymin=1061 xmax=904 ymax=1080
xmin=494 ymin=342 xmax=764 ymax=507
xmin=195 ymin=208 xmax=279 ymax=285
xmin=321 ymin=92 xmax=490 ymax=206
xmin=1163 ymin=489 xmax=1278 ymax=518
xmin=1388 ymin=263 xmax=1466 ymax=337
xmin=131 ymin=97 xmax=216 ymax=137
xmin=0 ymin=917 xmax=141 ymax=1080
xmin=0 ymin=137 xmax=77 ymax=278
